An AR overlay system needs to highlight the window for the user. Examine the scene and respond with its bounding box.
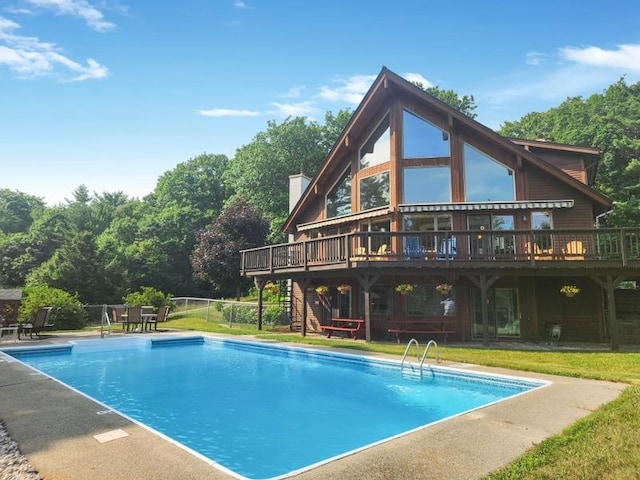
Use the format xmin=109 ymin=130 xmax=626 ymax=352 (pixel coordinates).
xmin=360 ymin=219 xmax=391 ymax=253
xmin=532 ymin=211 xmax=553 ymax=251
xmin=364 ymin=286 xmax=393 ymax=315
xmin=359 ymin=115 xmax=390 ymax=169
xmin=403 ymin=214 xmax=452 ymax=255
xmin=464 ymin=143 xmax=514 ymax=202
xmin=359 ymin=172 xmax=389 ymax=210
xmin=326 ymin=168 xmax=351 ymax=218
xmin=403 ymin=110 xmax=450 ymax=158
xmin=403 ymin=166 xmax=451 ymax=203
xmin=406 ymin=284 xmax=455 ymax=317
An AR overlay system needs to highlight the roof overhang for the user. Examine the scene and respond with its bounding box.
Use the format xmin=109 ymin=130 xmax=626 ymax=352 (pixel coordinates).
xmin=297 ymin=207 xmax=390 ymax=232
xmin=398 ymin=200 xmax=574 ymax=213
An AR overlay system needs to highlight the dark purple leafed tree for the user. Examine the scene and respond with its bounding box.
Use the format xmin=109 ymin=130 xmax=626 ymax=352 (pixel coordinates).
xmin=190 ymin=198 xmax=269 ymax=299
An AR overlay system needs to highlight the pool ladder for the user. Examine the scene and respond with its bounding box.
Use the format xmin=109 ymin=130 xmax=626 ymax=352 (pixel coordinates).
xmin=400 ymin=339 xmax=439 ymax=378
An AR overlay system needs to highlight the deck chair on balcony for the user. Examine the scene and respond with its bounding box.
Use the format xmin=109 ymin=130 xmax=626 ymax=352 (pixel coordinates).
xmin=350 ymin=246 xmax=367 ymax=261
xmin=404 ymin=237 xmax=425 ymax=259
xmin=525 ymin=242 xmax=554 ymax=260
xmin=437 ymin=236 xmax=457 ymax=260
xmin=563 ymin=240 xmax=585 ymax=260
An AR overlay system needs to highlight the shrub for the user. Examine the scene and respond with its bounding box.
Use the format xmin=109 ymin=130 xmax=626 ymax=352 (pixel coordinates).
xmin=18 ymin=285 xmax=86 ymax=330
xmin=123 ymin=287 xmax=172 ymax=310
xmin=222 ymin=304 xmax=258 ymax=324
xmin=262 ymin=306 xmax=288 ymax=325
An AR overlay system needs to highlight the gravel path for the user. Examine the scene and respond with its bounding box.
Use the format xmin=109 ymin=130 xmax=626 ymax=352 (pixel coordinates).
xmin=0 ymin=422 xmax=42 ymax=480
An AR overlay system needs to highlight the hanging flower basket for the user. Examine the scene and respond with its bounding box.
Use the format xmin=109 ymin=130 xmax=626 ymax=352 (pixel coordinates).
xmin=337 ymin=284 xmax=352 ymax=294
xmin=435 ymin=283 xmax=453 ymax=295
xmin=560 ymin=285 xmax=580 ymax=297
xmin=264 ymin=282 xmax=279 ymax=296
xmin=315 ymin=285 xmax=329 ymax=295
xmin=395 ymin=284 xmax=414 ymax=295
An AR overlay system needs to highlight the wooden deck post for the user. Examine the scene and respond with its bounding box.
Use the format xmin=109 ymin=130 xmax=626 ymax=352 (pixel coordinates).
xmin=358 ymin=274 xmax=380 ymax=342
xmin=254 ymin=278 xmax=265 ymax=330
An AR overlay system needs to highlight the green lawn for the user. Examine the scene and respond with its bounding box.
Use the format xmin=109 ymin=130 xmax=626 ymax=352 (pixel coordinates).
xmin=164 ymin=316 xmax=640 ymax=479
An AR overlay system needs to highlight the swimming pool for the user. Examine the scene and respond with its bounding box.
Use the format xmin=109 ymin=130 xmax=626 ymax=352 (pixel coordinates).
xmin=3 ymin=337 xmax=547 ymax=480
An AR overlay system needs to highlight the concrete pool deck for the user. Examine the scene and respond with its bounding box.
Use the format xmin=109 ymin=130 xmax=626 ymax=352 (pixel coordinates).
xmin=0 ymin=331 xmax=627 ymax=480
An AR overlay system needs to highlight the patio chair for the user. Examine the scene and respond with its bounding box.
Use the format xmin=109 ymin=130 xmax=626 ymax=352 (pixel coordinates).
xmin=563 ymin=240 xmax=585 ymax=260
xmin=22 ymin=307 xmax=54 ymax=339
xmin=123 ymin=306 xmax=143 ymax=332
xmin=111 ymin=305 xmax=126 ymax=328
xmin=146 ymin=305 xmax=169 ymax=331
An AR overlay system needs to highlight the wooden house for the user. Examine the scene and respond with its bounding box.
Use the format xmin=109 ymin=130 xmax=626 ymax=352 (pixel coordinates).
xmin=241 ymin=67 xmax=640 ymax=349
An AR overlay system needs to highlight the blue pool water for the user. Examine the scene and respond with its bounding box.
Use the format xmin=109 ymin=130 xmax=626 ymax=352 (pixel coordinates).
xmin=4 ymin=337 xmax=545 ymax=479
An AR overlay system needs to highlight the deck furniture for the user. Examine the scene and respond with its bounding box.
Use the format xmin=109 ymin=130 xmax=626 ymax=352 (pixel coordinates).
xmin=19 ymin=307 xmax=54 ymax=339
xmin=144 ymin=305 xmax=170 ymax=331
xmin=388 ymin=317 xmax=454 ymax=344
xmin=122 ymin=306 xmax=143 ymax=332
xmin=321 ymin=317 xmax=365 ymax=340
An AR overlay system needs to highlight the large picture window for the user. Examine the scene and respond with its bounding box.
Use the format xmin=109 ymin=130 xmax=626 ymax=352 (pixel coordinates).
xmin=360 ymin=115 xmax=390 ymax=169
xmin=403 ymin=110 xmax=450 ymax=158
xmin=403 ymin=166 xmax=451 ymax=203
xmin=464 ymin=143 xmax=514 ymax=202
xmin=359 ymin=172 xmax=389 ymax=210
xmin=326 ymin=168 xmax=351 ymax=218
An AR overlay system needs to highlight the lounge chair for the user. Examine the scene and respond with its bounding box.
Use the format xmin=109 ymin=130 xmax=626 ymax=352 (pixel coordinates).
xmin=21 ymin=307 xmax=54 ymax=339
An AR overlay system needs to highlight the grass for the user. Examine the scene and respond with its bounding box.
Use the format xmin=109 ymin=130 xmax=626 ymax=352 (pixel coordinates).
xmin=163 ymin=315 xmax=640 ymax=479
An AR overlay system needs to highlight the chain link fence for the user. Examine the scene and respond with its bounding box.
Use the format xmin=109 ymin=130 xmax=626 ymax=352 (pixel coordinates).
xmin=171 ymin=297 xmax=288 ymax=327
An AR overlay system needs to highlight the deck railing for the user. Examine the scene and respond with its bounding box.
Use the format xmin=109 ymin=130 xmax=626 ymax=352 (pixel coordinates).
xmin=241 ymin=228 xmax=640 ymax=274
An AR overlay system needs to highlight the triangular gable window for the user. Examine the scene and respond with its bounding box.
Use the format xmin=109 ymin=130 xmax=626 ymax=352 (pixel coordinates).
xmin=326 ymin=168 xmax=352 ymax=218
xmin=360 ymin=115 xmax=390 ymax=169
xmin=464 ymin=143 xmax=514 ymax=201
xmin=403 ymin=110 xmax=450 ymax=158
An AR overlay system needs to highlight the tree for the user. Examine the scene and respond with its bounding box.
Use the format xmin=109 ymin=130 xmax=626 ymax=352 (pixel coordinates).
xmin=224 ymin=112 xmax=350 ymax=242
xmin=412 ymin=83 xmax=478 ymax=119
xmin=191 ymin=198 xmax=269 ymax=299
xmin=498 ymin=78 xmax=640 ymax=226
xmin=0 ymin=189 xmax=44 ymax=234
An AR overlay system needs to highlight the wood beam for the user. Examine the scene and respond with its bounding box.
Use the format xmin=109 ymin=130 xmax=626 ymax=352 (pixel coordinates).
xmin=358 ymin=274 xmax=380 ymax=342
xmin=254 ymin=278 xmax=265 ymax=330
xmin=590 ymin=275 xmax=625 ymax=351
xmin=468 ymin=275 xmax=500 ymax=346
xmin=298 ymin=278 xmax=312 ymax=337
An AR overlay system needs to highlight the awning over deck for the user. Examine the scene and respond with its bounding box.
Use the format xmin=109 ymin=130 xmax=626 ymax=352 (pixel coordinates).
xmin=398 ymin=200 xmax=574 ymax=213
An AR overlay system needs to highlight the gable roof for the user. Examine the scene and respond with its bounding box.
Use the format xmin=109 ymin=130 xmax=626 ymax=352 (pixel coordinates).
xmin=283 ymin=67 xmax=612 ymax=233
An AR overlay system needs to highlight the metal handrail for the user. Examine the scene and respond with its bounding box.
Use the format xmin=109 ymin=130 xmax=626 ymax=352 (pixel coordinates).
xmin=419 ymin=340 xmax=439 ymax=371
xmin=400 ymin=338 xmax=420 ymax=375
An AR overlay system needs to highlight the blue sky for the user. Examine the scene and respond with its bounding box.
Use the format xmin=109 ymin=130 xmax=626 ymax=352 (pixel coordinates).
xmin=2 ymin=0 xmax=640 ymax=205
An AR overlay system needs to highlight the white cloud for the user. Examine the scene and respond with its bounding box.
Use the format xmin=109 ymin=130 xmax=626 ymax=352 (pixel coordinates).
xmin=279 ymin=85 xmax=305 ymax=99
xmin=198 ymin=108 xmax=261 ymax=117
xmin=233 ymin=1 xmax=251 ymax=9
xmin=318 ymin=74 xmax=376 ymax=104
xmin=560 ymin=43 xmax=640 ymax=72
xmin=0 ymin=16 xmax=108 ymax=80
xmin=403 ymin=72 xmax=433 ymax=87
xmin=270 ymin=101 xmax=317 ymax=117
xmin=525 ymin=51 xmax=546 ymax=66
xmin=23 ymin=0 xmax=116 ymax=32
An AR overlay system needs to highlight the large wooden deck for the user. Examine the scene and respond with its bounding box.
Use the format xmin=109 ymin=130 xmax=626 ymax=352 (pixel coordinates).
xmin=241 ymin=228 xmax=640 ymax=278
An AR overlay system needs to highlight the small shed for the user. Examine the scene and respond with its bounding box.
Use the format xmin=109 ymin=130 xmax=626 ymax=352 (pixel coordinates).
xmin=0 ymin=289 xmax=22 ymax=325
